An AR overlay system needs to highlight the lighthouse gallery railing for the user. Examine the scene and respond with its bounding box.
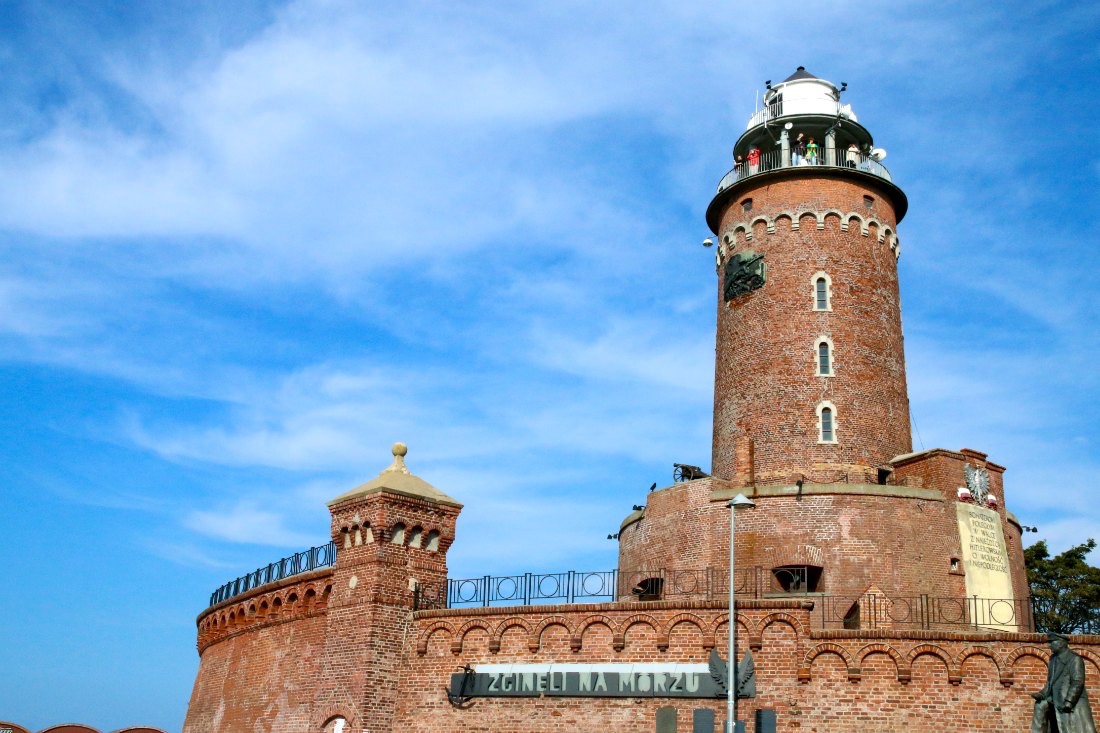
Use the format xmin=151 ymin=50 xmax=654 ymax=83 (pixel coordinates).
xmin=716 ymin=146 xmax=893 ymax=194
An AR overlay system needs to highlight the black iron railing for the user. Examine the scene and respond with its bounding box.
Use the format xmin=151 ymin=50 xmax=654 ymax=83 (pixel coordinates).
xmin=430 ymin=567 xmax=760 ymax=610
xmin=208 ymin=542 xmax=338 ymax=607
xmin=413 ymin=566 xmax=1040 ymax=632
xmin=815 ymin=593 xmax=1034 ymax=631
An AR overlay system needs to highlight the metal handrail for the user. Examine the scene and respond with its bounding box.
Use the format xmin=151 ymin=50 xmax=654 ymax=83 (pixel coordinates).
xmin=207 ymin=541 xmax=338 ymax=607
xmin=415 ymin=566 xmax=1046 ymax=632
xmin=718 ymin=146 xmax=892 ymax=194
xmin=746 ymin=100 xmax=856 ymax=129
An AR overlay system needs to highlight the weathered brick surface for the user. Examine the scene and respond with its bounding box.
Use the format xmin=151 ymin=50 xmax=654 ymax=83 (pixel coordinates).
xmin=892 ymin=447 xmax=1030 ymax=603
xmin=184 ymin=598 xmax=329 ymax=732
xmin=394 ymin=599 xmax=1099 ymax=733
xmin=619 ymin=455 xmax=1026 ymax=608
xmin=711 ymin=176 xmax=910 ymax=486
xmin=184 ymin=486 xmax=459 ymax=733
xmin=185 ymin=590 xmax=1098 ymax=733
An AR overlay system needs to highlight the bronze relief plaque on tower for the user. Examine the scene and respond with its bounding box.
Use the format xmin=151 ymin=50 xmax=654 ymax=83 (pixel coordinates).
xmin=723 ymin=250 xmax=766 ymax=301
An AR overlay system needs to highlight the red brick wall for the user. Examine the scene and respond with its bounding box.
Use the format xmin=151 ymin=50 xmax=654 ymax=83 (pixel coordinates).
xmin=312 ymin=490 xmax=458 ymax=733
xmin=397 ymin=599 xmax=1099 ymax=733
xmin=184 ymin=595 xmax=330 ymax=732
xmin=184 ymin=583 xmax=1079 ymax=733
xmin=619 ymin=479 xmax=975 ymax=604
xmin=711 ymin=176 xmax=911 ymax=486
xmin=185 ymin=487 xmax=459 ymax=733
xmin=617 ymin=478 xmax=722 ymax=579
xmin=893 ymin=448 xmax=1029 ymax=603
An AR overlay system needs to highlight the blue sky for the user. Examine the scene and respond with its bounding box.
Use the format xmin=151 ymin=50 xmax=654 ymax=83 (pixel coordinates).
xmin=0 ymin=1 xmax=1098 ymax=730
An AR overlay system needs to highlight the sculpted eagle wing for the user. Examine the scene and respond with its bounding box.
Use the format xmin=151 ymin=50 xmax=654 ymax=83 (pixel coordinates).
xmin=708 ymin=648 xmax=728 ymax=695
xmin=737 ymin=649 xmax=756 ymax=699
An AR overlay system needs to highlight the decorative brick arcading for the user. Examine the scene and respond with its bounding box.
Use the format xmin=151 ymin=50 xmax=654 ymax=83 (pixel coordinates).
xmin=195 ymin=568 xmax=334 ymax=653
xmin=397 ymin=598 xmax=1100 ymax=733
xmin=717 ymin=209 xmax=899 ymax=262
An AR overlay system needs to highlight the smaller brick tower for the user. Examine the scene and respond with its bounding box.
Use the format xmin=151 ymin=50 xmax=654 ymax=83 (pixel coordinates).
xmin=312 ymin=443 xmax=461 ymax=732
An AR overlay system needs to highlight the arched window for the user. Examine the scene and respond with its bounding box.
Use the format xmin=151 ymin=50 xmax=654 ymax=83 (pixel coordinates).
xmin=816 ymin=401 xmax=837 ymax=443
xmin=425 ymin=530 xmax=440 ymax=552
xmin=812 ymin=272 xmax=832 ymax=311
xmin=390 ymin=523 xmax=406 ymax=544
xmin=771 ymin=565 xmax=822 ymax=593
xmin=323 ymin=716 xmax=348 ymax=733
xmin=630 ymin=577 xmax=664 ymax=602
xmin=815 ymin=338 xmax=833 ymax=376
xmin=408 ymin=526 xmax=423 ymax=548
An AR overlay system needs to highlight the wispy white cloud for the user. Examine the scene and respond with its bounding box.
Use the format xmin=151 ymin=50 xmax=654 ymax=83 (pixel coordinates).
xmin=182 ymin=501 xmax=318 ymax=547
xmin=143 ymin=540 xmax=239 ymax=570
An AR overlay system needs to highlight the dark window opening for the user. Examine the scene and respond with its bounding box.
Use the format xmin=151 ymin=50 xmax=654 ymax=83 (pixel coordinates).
xmin=741 ymin=198 xmax=753 ymax=212
xmin=863 ymin=195 xmax=874 ymax=207
xmin=877 ymin=468 xmax=892 ymax=485
xmin=818 ymin=341 xmax=831 ymax=375
xmin=631 ymin=577 xmax=664 ymax=601
xmin=843 ymin=601 xmax=860 ymax=629
xmin=820 ymin=407 xmax=834 ymax=442
xmin=771 ymin=565 xmax=822 ymax=593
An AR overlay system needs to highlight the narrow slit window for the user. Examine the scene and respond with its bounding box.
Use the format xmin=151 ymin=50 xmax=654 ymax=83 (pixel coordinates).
xmin=815 ymin=277 xmax=829 ymax=310
xmin=820 ymin=407 xmax=834 ymax=442
xmin=818 ymin=341 xmax=831 ymax=375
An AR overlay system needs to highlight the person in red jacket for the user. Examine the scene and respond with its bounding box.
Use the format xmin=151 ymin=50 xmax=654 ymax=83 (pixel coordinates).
xmin=746 ymin=147 xmax=760 ymax=174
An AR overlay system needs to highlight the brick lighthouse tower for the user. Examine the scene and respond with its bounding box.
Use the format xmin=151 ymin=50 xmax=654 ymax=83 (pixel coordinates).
xmin=709 ymin=66 xmax=910 ymax=488
xmin=619 ymin=67 xmax=1029 ymax=613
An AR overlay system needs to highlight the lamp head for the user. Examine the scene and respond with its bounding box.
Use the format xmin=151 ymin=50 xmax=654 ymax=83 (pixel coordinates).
xmin=728 ymin=493 xmax=756 ymax=509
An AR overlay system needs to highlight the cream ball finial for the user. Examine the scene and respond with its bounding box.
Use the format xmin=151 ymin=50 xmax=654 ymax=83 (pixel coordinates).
xmin=392 ymin=442 xmax=408 ymax=457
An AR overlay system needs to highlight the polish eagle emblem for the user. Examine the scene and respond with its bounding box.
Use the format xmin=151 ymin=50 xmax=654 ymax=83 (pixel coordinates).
xmin=708 ymin=647 xmax=756 ymax=699
xmin=964 ymin=464 xmax=990 ymax=505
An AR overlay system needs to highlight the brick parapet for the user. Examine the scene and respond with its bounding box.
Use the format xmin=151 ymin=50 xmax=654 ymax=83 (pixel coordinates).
xmin=183 ymin=581 xmax=1097 ymax=733
xmin=396 ymin=600 xmax=1100 ymax=733
xmin=195 ymin=568 xmax=334 ymax=652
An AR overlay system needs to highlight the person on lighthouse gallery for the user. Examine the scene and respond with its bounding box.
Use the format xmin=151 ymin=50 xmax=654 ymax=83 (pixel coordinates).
xmin=1032 ymin=631 xmax=1097 ymax=733
xmin=805 ymin=136 xmax=819 ymax=164
xmin=791 ymin=131 xmax=806 ymax=165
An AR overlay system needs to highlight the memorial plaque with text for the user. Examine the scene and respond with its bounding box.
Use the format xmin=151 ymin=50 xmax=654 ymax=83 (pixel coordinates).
xmin=955 ymin=502 xmax=1016 ymax=631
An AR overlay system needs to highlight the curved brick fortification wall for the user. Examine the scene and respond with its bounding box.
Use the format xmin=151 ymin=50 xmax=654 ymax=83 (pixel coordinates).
xmin=711 ymin=175 xmax=911 ymax=486
xmin=620 ymin=449 xmax=1027 ymax=605
xmin=620 ymin=482 xmax=966 ymax=602
xmin=396 ymin=599 xmax=1099 ymax=733
xmin=616 ymin=478 xmax=722 ymax=576
xmin=184 ymin=569 xmax=334 ymax=733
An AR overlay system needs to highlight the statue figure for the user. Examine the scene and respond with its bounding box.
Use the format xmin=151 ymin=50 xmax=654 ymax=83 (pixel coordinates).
xmin=1032 ymin=632 xmax=1097 ymax=733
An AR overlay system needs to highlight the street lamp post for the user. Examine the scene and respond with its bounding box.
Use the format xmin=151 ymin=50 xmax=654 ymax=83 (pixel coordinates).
xmin=727 ymin=493 xmax=756 ymax=733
